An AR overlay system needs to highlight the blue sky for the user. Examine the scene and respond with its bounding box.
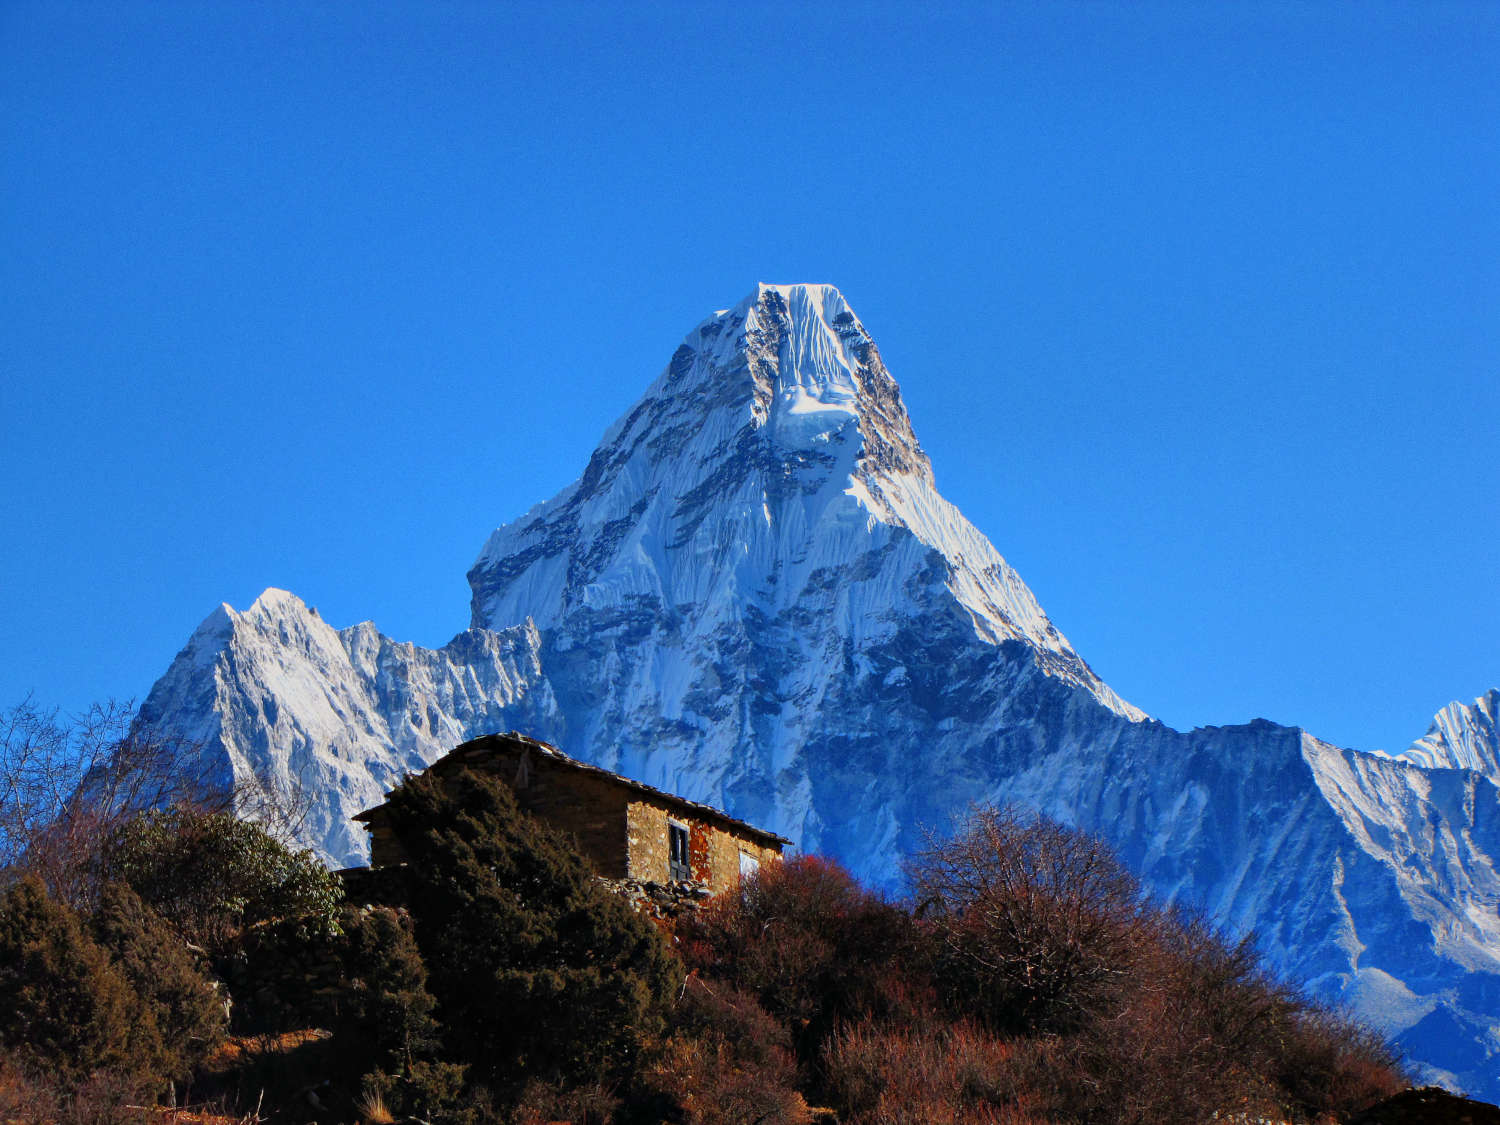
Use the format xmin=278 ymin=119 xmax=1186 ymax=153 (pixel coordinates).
xmin=2 ymin=1 xmax=1495 ymax=754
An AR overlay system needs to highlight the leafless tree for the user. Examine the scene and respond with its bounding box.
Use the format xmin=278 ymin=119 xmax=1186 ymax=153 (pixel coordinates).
xmin=908 ymin=805 xmax=1157 ymax=1036
xmin=0 ymin=697 xmax=227 ymax=907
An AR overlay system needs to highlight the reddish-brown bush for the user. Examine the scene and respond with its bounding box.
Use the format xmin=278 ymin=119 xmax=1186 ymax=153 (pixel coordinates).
xmin=511 ymin=1078 xmax=621 ymax=1125
xmin=637 ymin=976 xmax=811 ymax=1125
xmin=906 ymin=808 xmax=1410 ymax=1122
xmin=0 ymin=1048 xmax=160 ymax=1125
xmin=821 ymin=1020 xmax=1047 ymax=1125
xmin=679 ymin=855 xmax=931 ymax=1064
xmin=1270 ymin=1005 xmax=1409 ymax=1121
xmin=1016 ymin=911 xmax=1293 ymax=1123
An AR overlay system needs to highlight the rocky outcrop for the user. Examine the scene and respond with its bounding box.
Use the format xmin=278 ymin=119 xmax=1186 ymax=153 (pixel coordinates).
xmin=596 ymin=877 xmax=713 ymax=927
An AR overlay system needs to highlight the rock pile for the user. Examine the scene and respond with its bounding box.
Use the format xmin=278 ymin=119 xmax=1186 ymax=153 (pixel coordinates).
xmin=597 ymin=877 xmax=714 ymax=924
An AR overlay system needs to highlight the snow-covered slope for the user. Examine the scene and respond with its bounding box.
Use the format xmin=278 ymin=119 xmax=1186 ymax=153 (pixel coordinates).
xmin=137 ymin=589 xmax=559 ymax=863
xmin=136 ymin=283 xmax=1500 ymax=1099
xmin=1383 ymin=690 xmax=1500 ymax=784
xmin=469 ymin=284 xmax=1139 ymax=721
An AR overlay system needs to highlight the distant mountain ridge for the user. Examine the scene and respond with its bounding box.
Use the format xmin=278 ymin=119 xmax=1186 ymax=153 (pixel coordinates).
xmin=1384 ymin=689 xmax=1500 ymax=781
xmin=136 ymin=283 xmax=1500 ymax=1098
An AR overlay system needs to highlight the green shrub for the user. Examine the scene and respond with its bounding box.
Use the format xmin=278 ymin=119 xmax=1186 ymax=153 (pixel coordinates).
xmin=0 ymin=877 xmax=158 ymax=1094
xmin=97 ymin=807 xmax=342 ymax=960
xmin=373 ymin=767 xmax=681 ymax=1100
xmin=89 ymin=881 xmax=226 ymax=1082
xmin=359 ymin=1060 xmax=470 ymax=1124
xmin=334 ymin=903 xmax=467 ymax=1118
xmin=337 ymin=904 xmax=440 ymax=1069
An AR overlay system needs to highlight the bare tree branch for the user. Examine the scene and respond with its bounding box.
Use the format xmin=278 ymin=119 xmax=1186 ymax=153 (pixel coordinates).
xmin=0 ymin=697 xmax=228 ymax=907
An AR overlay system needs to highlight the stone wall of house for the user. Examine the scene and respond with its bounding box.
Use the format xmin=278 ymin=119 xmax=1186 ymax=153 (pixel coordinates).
xmin=625 ymin=798 xmax=782 ymax=892
xmin=512 ymin=758 xmax=632 ymax=879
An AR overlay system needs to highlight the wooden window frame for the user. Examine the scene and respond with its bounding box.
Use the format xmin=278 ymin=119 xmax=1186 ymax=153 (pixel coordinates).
xmin=668 ymin=819 xmax=691 ymax=882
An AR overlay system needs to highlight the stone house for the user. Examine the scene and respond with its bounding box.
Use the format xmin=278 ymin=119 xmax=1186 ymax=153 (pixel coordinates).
xmin=353 ymin=731 xmax=789 ymax=894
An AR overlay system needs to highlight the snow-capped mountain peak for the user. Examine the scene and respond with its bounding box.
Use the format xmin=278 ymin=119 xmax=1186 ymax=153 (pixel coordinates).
xmin=135 ymin=284 xmax=1500 ymax=1098
xmin=468 ymin=283 xmax=1137 ymax=718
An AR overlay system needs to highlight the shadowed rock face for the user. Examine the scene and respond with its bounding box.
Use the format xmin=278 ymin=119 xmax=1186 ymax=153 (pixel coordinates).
xmin=137 ymin=283 xmax=1500 ymax=1099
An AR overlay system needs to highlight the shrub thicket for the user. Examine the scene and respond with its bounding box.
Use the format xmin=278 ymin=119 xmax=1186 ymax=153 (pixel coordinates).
xmin=97 ymin=806 xmax=342 ymax=959
xmin=332 ymin=902 xmax=468 ymax=1120
xmin=637 ymin=977 xmax=812 ymax=1125
xmin=679 ymin=854 xmax=929 ymax=1068
xmin=821 ymin=1018 xmax=1036 ymax=1125
xmin=94 ymin=806 xmax=346 ymax=1036
xmin=0 ymin=877 xmax=157 ymax=1096
xmin=904 ymin=806 xmax=1407 ymax=1123
xmin=89 ymin=881 xmax=226 ymax=1083
xmin=0 ymin=761 xmax=1413 ymax=1125
xmin=1271 ymin=1006 xmax=1409 ymax=1121
xmin=910 ymin=806 xmax=1153 ymax=1036
xmin=371 ymin=767 xmax=682 ymax=1100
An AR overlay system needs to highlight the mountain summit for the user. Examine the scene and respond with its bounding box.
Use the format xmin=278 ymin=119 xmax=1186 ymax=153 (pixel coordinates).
xmin=137 ymin=284 xmax=1500 ymax=1097
xmin=470 ymin=283 xmax=1139 ymax=719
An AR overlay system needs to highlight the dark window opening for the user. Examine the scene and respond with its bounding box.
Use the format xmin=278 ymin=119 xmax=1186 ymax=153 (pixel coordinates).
xmin=668 ymin=822 xmax=691 ymax=882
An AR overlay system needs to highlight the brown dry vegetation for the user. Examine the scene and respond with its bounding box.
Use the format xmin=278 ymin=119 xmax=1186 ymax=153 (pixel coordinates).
xmin=0 ymin=713 xmax=1421 ymax=1125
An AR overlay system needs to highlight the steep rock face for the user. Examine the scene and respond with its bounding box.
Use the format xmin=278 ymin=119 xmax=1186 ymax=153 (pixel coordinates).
xmin=464 ymin=284 xmax=1140 ymax=853
xmin=469 ymin=285 xmax=1140 ymax=720
xmin=137 ymin=589 xmax=560 ymax=864
xmin=136 ymin=284 xmax=1499 ymax=1098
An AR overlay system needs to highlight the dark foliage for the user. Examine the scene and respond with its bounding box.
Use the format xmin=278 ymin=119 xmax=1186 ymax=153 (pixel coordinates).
xmin=372 ymin=767 xmax=682 ymax=1099
xmin=89 ymin=881 xmax=227 ymax=1082
xmin=336 ymin=903 xmax=441 ymax=1071
xmin=333 ymin=902 xmax=468 ymax=1119
xmin=96 ymin=806 xmax=342 ymax=961
xmin=0 ymin=878 xmax=156 ymax=1095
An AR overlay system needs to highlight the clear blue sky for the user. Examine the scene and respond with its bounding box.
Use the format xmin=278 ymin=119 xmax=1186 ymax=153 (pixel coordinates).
xmin=2 ymin=2 xmax=1495 ymax=754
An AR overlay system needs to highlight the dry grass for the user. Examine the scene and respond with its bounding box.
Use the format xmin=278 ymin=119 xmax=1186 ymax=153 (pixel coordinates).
xmin=353 ymin=1086 xmax=395 ymax=1125
xmin=135 ymin=1108 xmax=258 ymax=1125
xmin=197 ymin=1028 xmax=330 ymax=1077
